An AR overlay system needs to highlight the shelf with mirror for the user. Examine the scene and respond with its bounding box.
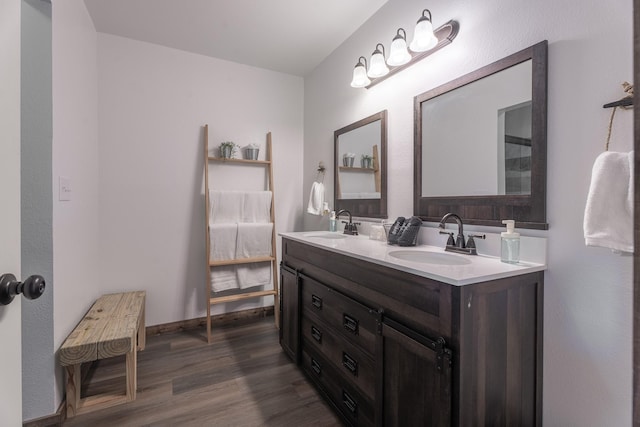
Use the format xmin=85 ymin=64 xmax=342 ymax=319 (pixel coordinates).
xmin=414 ymin=41 xmax=548 ymax=229
xmin=335 ymin=111 xmax=387 ymax=218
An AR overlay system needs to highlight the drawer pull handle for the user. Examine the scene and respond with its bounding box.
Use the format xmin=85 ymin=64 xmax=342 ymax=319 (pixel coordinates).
xmin=311 ymin=294 xmax=323 ymax=309
xmin=311 ymin=326 xmax=322 ymax=343
xmin=311 ymin=358 xmax=322 ymax=376
xmin=342 ymin=390 xmax=358 ymax=415
xmin=343 ymin=314 xmax=359 ymax=335
xmin=342 ymin=352 xmax=358 ymax=376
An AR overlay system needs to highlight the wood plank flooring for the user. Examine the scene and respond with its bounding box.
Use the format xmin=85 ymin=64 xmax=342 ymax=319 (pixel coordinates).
xmin=63 ymin=316 xmax=342 ymax=427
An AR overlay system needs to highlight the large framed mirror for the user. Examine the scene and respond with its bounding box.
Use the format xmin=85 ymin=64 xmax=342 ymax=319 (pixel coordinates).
xmin=414 ymin=41 xmax=548 ymax=229
xmin=335 ymin=110 xmax=387 ymax=218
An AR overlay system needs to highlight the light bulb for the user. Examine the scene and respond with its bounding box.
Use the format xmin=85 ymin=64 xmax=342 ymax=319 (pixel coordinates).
xmin=350 ymin=57 xmax=371 ymax=88
xmin=367 ymin=43 xmax=389 ymax=78
xmin=387 ymin=28 xmax=411 ymax=66
xmin=409 ymin=9 xmax=438 ymax=52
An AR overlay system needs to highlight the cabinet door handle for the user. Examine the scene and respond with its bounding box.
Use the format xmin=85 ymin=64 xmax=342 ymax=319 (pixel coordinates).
xmin=342 ymin=390 xmax=358 ymax=415
xmin=311 ymin=358 xmax=322 ymax=376
xmin=311 ymin=294 xmax=323 ymax=309
xmin=342 ymin=352 xmax=358 ymax=376
xmin=343 ymin=314 xmax=359 ymax=335
xmin=311 ymin=326 xmax=322 ymax=343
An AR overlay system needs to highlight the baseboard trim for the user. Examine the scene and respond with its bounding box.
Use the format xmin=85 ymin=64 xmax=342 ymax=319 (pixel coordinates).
xmin=146 ymin=306 xmax=275 ymax=337
xmin=23 ymin=400 xmax=65 ymax=427
xmin=24 ymin=307 xmax=274 ymax=426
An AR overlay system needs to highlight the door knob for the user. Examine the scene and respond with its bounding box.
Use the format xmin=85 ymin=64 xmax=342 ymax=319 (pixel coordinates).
xmin=0 ymin=274 xmax=46 ymax=305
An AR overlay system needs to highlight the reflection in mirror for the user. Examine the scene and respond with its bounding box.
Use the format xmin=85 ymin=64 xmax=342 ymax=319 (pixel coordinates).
xmin=338 ymin=120 xmax=381 ymax=200
xmin=422 ymin=60 xmax=532 ymax=197
xmin=414 ymin=41 xmax=548 ymax=229
xmin=335 ymin=110 xmax=387 ymax=218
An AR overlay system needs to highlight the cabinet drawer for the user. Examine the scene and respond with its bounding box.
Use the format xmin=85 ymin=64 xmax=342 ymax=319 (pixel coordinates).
xmin=302 ymin=347 xmax=375 ymax=427
xmin=301 ymin=276 xmax=377 ymax=355
xmin=302 ymin=313 xmax=376 ymax=400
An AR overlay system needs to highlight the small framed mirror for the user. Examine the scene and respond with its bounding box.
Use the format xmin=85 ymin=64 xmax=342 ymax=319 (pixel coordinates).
xmin=414 ymin=41 xmax=548 ymax=229
xmin=335 ymin=110 xmax=388 ymax=218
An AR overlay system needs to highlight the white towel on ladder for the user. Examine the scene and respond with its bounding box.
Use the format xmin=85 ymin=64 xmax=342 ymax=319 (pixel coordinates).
xmin=210 ymin=266 xmax=239 ymax=292
xmin=236 ymin=223 xmax=273 ymax=258
xmin=209 ymin=223 xmax=238 ymax=262
xmin=242 ymin=191 xmax=272 ymax=223
xmin=237 ymin=263 xmax=271 ymax=289
xmin=583 ymin=150 xmax=634 ymax=253
xmin=209 ymin=191 xmax=244 ymax=224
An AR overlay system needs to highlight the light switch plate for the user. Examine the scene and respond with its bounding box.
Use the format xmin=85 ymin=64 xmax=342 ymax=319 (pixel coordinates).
xmin=59 ymin=176 xmax=71 ymax=201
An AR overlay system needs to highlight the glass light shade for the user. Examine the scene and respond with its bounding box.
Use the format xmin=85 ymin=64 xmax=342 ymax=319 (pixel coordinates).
xmin=367 ymin=47 xmax=389 ymax=78
xmin=409 ymin=14 xmax=438 ymax=52
xmin=350 ymin=63 xmax=370 ymax=88
xmin=387 ymin=35 xmax=411 ymax=66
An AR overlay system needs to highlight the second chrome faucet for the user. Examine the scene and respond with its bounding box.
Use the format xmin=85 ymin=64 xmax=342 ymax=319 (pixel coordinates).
xmin=336 ymin=209 xmax=360 ymax=235
xmin=438 ymin=213 xmax=485 ymax=255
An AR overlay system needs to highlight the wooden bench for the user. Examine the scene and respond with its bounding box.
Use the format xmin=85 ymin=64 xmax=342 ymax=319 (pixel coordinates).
xmin=59 ymin=291 xmax=146 ymax=418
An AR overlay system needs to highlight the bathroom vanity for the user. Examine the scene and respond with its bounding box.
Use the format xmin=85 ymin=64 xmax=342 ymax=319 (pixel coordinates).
xmin=279 ymin=232 xmax=544 ymax=427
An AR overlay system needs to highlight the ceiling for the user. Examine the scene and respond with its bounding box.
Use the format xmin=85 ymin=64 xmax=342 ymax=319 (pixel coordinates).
xmin=83 ymin=0 xmax=388 ymax=77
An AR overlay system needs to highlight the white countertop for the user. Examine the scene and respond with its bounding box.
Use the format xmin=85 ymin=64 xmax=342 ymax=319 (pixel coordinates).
xmin=280 ymin=231 xmax=546 ymax=286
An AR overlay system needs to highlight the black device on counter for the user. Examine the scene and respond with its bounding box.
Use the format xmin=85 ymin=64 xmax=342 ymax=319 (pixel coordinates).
xmin=397 ymin=216 xmax=422 ymax=246
xmin=386 ymin=216 xmax=406 ymax=245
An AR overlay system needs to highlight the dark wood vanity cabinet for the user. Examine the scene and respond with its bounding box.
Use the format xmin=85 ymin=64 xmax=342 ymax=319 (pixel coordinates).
xmin=279 ymin=263 xmax=300 ymax=362
xmin=280 ymin=238 xmax=543 ymax=427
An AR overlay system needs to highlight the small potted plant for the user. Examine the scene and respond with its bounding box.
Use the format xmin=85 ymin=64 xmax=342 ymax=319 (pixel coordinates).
xmin=219 ymin=141 xmax=237 ymax=159
xmin=361 ymin=154 xmax=373 ymax=169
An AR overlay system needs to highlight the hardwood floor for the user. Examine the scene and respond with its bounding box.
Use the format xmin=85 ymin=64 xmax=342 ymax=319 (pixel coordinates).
xmin=64 ymin=316 xmax=342 ymax=427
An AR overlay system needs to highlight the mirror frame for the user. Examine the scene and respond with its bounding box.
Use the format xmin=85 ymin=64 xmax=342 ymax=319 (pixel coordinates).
xmin=414 ymin=40 xmax=548 ymax=229
xmin=334 ymin=110 xmax=388 ymax=219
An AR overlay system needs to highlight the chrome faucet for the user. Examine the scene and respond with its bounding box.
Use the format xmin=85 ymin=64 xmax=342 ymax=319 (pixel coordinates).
xmin=336 ymin=209 xmax=359 ymax=235
xmin=438 ymin=213 xmax=485 ymax=255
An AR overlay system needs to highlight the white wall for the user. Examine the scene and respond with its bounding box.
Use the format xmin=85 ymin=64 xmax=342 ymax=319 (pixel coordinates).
xmin=96 ymin=34 xmax=304 ymax=326
xmin=304 ymin=0 xmax=633 ymax=425
xmin=52 ymin=0 xmax=100 ymax=406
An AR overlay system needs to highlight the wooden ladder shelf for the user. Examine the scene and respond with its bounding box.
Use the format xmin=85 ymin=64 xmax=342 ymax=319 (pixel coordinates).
xmin=203 ymin=124 xmax=279 ymax=343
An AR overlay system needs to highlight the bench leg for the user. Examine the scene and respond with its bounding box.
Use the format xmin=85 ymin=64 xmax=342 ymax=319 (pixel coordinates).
xmin=65 ymin=364 xmax=81 ymax=418
xmin=126 ymin=347 xmax=137 ymax=401
xmin=137 ymin=303 xmax=146 ymax=351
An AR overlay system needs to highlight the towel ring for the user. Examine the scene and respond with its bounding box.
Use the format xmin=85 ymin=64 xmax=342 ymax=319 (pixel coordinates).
xmin=316 ymin=161 xmax=326 ymax=182
xmin=603 ymin=82 xmax=634 ymax=151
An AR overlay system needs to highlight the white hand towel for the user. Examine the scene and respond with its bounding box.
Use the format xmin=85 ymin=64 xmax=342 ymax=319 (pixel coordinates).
xmin=584 ymin=151 xmax=634 ymax=253
xmin=209 ymin=191 xmax=244 ymax=224
xmin=236 ymin=223 xmax=273 ymax=259
xmin=307 ymin=182 xmax=325 ymax=215
xmin=242 ymin=191 xmax=272 ymax=223
xmin=237 ymin=262 xmax=271 ymax=290
xmin=210 ymin=266 xmax=239 ymax=292
xmin=209 ymin=223 xmax=238 ymax=262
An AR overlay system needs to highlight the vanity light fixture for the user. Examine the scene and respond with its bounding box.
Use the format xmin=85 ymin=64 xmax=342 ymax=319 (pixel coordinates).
xmin=350 ymin=56 xmax=371 ymax=88
xmin=387 ymin=28 xmax=412 ymax=66
xmin=409 ymin=9 xmax=438 ymax=52
xmin=367 ymin=43 xmax=390 ymax=78
xmin=349 ymin=9 xmax=459 ymax=89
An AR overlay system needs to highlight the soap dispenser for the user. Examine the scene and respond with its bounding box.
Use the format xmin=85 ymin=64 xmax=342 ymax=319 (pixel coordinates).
xmin=329 ymin=211 xmax=337 ymax=232
xmin=501 ymin=220 xmax=520 ymax=264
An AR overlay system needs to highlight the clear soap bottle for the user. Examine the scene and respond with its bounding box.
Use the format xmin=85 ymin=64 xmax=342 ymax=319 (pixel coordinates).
xmin=329 ymin=211 xmax=337 ymax=232
xmin=501 ymin=220 xmax=520 ymax=264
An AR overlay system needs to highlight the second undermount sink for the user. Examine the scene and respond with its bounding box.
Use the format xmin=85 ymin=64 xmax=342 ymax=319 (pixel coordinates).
xmin=388 ymin=250 xmax=472 ymax=266
xmin=304 ymin=232 xmax=348 ymax=240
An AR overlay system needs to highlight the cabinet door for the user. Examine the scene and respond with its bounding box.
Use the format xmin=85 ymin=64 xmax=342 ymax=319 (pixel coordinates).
xmin=279 ymin=263 xmax=300 ymax=362
xmin=379 ymin=318 xmax=452 ymax=427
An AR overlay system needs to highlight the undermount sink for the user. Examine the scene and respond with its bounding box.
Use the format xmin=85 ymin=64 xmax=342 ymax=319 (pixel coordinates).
xmin=388 ymin=250 xmax=472 ymax=266
xmin=304 ymin=232 xmax=348 ymax=240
